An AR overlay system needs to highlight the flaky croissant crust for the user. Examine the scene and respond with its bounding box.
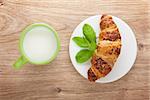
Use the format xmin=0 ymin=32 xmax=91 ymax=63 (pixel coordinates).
xmin=88 ymin=15 xmax=122 ymax=82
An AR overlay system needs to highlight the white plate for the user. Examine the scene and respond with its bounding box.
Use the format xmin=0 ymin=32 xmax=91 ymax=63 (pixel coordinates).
xmin=69 ymin=15 xmax=137 ymax=83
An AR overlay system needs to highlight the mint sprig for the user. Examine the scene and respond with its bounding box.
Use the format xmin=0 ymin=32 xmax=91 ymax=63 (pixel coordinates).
xmin=72 ymin=37 xmax=90 ymax=48
xmin=75 ymin=49 xmax=93 ymax=63
xmin=83 ymin=24 xmax=96 ymax=43
xmin=72 ymin=24 xmax=97 ymax=63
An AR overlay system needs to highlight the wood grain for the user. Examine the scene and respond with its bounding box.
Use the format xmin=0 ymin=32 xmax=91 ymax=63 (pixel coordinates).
xmin=0 ymin=0 xmax=150 ymax=100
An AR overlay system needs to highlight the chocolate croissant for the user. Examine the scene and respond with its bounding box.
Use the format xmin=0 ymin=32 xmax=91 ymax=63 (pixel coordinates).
xmin=88 ymin=15 xmax=122 ymax=82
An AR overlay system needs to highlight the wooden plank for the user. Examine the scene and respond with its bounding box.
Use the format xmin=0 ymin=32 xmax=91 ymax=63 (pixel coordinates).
xmin=0 ymin=0 xmax=149 ymax=100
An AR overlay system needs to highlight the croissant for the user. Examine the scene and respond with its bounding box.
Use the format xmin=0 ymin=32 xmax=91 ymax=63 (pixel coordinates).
xmin=88 ymin=15 xmax=122 ymax=82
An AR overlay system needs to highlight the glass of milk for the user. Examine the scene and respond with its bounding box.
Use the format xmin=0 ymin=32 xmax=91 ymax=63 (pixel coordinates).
xmin=13 ymin=23 xmax=60 ymax=69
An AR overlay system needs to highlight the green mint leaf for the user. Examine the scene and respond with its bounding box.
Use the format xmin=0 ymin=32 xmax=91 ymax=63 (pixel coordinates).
xmin=83 ymin=24 xmax=96 ymax=43
xmin=72 ymin=37 xmax=90 ymax=48
xmin=89 ymin=41 xmax=97 ymax=52
xmin=75 ymin=49 xmax=93 ymax=63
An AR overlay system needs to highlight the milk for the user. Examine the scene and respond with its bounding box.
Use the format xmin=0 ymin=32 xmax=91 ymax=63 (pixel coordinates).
xmin=23 ymin=26 xmax=57 ymax=63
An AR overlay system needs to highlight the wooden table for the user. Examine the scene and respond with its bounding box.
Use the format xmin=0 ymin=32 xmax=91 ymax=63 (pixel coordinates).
xmin=0 ymin=0 xmax=149 ymax=100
